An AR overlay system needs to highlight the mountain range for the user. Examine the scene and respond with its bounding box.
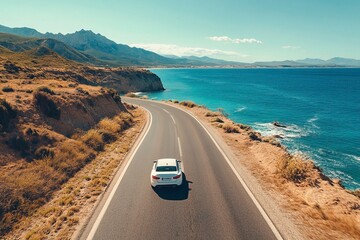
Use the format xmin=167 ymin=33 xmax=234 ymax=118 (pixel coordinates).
xmin=1 ymin=24 xmax=359 ymax=67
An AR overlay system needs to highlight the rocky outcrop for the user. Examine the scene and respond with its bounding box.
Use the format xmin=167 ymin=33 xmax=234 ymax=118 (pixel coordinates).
xmin=0 ymin=59 xmax=165 ymax=93
xmin=45 ymin=89 xmax=126 ymax=136
xmin=94 ymin=68 xmax=165 ymax=93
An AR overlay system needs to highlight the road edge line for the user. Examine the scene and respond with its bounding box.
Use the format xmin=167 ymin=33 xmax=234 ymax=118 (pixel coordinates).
xmin=85 ymin=108 xmax=153 ymax=240
xmin=181 ymin=108 xmax=284 ymax=240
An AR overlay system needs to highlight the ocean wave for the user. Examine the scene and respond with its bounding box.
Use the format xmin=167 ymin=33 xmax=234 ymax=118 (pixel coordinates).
xmin=344 ymin=153 xmax=360 ymax=162
xmin=253 ymin=122 xmax=310 ymax=139
xmin=307 ymin=115 xmax=318 ymax=123
xmin=307 ymin=115 xmax=320 ymax=129
xmin=234 ymin=106 xmax=246 ymax=113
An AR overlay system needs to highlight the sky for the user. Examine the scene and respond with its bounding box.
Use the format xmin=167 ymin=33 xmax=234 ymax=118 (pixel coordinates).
xmin=1 ymin=0 xmax=360 ymax=62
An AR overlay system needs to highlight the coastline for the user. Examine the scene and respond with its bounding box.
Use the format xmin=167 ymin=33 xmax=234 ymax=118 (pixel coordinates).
xmin=145 ymin=68 xmax=360 ymax=190
xmin=155 ymin=99 xmax=360 ymax=239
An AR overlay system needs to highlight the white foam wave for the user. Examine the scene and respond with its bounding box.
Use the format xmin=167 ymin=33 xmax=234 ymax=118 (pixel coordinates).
xmin=253 ymin=122 xmax=311 ymax=140
xmin=307 ymin=115 xmax=319 ymax=123
xmin=234 ymin=106 xmax=246 ymax=113
xmin=307 ymin=115 xmax=320 ymax=129
xmin=344 ymin=153 xmax=360 ymax=162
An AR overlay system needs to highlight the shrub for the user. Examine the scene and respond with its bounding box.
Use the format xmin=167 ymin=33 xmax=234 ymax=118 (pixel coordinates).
xmin=81 ymin=130 xmax=105 ymax=151
xmin=180 ymin=101 xmax=196 ymax=108
xmin=276 ymin=155 xmax=313 ymax=183
xmin=237 ymin=124 xmax=251 ymax=131
xmin=248 ymin=131 xmax=262 ymax=141
xmin=0 ymin=99 xmax=17 ymax=131
xmin=35 ymin=86 xmax=55 ymax=95
xmin=76 ymin=87 xmax=89 ymax=95
xmin=212 ymin=117 xmax=224 ymax=123
xmin=98 ymin=118 xmax=121 ymax=133
xmin=113 ymin=112 xmax=133 ymax=131
xmin=2 ymin=86 xmax=14 ymax=92
xmin=33 ymin=90 xmax=60 ymax=120
xmin=124 ymin=92 xmax=139 ymax=98
xmin=34 ymin=146 xmax=55 ymax=159
xmin=222 ymin=124 xmax=240 ymax=133
xmin=68 ymin=83 xmax=78 ymax=88
xmin=205 ymin=111 xmax=219 ymax=117
xmin=98 ymin=129 xmax=117 ymax=143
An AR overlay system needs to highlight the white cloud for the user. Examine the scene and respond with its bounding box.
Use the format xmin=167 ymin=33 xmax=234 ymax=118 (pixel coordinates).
xmin=282 ymin=45 xmax=300 ymax=49
xmin=208 ymin=36 xmax=262 ymax=44
xmin=130 ymin=43 xmax=246 ymax=58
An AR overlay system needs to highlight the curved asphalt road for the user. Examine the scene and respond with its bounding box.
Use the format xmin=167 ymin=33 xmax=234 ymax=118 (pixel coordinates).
xmin=79 ymin=98 xmax=282 ymax=240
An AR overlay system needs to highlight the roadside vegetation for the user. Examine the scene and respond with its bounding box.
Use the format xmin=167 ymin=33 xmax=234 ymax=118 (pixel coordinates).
xmin=0 ymin=102 xmax=135 ymax=237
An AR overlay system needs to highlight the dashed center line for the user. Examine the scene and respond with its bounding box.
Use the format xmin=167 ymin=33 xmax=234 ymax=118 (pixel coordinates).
xmin=177 ymin=137 xmax=183 ymax=158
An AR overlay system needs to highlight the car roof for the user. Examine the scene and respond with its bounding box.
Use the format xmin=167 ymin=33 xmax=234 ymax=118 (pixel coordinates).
xmin=156 ymin=158 xmax=177 ymax=167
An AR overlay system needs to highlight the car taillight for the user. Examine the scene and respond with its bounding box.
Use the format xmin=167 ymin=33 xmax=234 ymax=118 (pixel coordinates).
xmin=152 ymin=175 xmax=160 ymax=179
xmin=173 ymin=174 xmax=181 ymax=179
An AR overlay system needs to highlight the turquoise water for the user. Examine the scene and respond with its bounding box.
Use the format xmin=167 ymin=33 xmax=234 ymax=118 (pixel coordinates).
xmin=143 ymin=68 xmax=360 ymax=190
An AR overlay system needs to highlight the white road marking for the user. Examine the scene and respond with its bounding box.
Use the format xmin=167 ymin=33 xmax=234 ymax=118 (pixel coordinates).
xmin=170 ymin=114 xmax=176 ymax=125
xmin=86 ymin=109 xmax=153 ymax=240
xmin=163 ymin=108 xmax=176 ymax=125
xmin=177 ymin=137 xmax=183 ymax=159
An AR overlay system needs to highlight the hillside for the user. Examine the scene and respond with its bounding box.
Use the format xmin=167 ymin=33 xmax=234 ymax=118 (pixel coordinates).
xmin=0 ymin=32 xmax=102 ymax=65
xmin=0 ymin=34 xmax=164 ymax=93
xmin=0 ymin=30 xmax=160 ymax=237
xmin=0 ymin=25 xmax=177 ymax=66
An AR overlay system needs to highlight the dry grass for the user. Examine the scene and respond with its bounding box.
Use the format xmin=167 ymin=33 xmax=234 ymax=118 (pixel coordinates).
xmin=276 ymin=154 xmax=314 ymax=184
xmin=205 ymin=111 xmax=220 ymax=117
xmin=124 ymin=92 xmax=139 ymax=98
xmin=81 ymin=129 xmax=105 ymax=151
xmin=222 ymin=123 xmax=240 ymax=133
xmin=0 ymin=108 xmax=136 ymax=237
xmin=98 ymin=118 xmax=121 ymax=133
xmin=179 ymin=101 xmax=197 ymax=108
xmin=50 ymin=140 xmax=95 ymax=177
xmin=4 ymin=108 xmax=145 ymax=240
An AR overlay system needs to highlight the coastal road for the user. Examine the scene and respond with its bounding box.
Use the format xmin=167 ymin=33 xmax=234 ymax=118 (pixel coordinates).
xmin=79 ymin=98 xmax=282 ymax=240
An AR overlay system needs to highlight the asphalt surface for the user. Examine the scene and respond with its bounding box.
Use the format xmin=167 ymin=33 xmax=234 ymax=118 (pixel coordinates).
xmin=80 ymin=98 xmax=281 ymax=240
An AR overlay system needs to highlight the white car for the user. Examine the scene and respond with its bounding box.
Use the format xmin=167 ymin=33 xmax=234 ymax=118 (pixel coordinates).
xmin=151 ymin=158 xmax=183 ymax=187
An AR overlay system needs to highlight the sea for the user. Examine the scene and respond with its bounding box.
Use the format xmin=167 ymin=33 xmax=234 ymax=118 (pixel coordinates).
xmin=142 ymin=68 xmax=360 ymax=190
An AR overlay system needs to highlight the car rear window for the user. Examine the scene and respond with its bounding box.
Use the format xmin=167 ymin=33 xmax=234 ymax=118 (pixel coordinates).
xmin=156 ymin=166 xmax=177 ymax=172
